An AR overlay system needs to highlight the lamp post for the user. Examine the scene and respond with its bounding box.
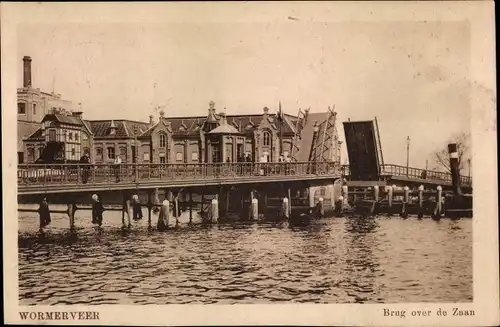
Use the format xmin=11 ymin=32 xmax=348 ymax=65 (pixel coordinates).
xmin=467 ymin=158 xmax=471 ymax=178
xmin=406 ymin=136 xmax=410 ymax=177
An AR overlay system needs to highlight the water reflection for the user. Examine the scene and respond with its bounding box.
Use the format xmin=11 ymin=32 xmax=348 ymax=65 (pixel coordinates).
xmin=18 ymin=213 xmax=472 ymax=304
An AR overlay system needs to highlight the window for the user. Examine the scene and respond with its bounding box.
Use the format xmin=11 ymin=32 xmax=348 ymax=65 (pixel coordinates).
xmin=27 ymin=148 xmax=35 ymax=162
xmin=96 ymin=148 xmax=103 ymax=161
xmin=159 ymin=156 xmax=166 ymax=164
xmin=38 ymin=147 xmax=44 ymax=157
xmin=71 ymin=148 xmax=75 ymax=156
xmin=107 ymin=147 xmax=115 ymax=159
xmin=33 ymin=104 xmax=36 ymax=115
xmin=75 ymin=133 xmax=79 ymax=142
xmin=69 ymin=132 xmax=73 ymax=141
xmin=18 ymin=103 xmax=26 ymax=114
xmin=48 ymin=129 xmax=56 ymax=142
xmin=176 ymin=152 xmax=183 ymax=162
xmin=263 ymin=131 xmax=271 ymax=146
xmin=191 ymin=151 xmax=199 ymax=162
xmin=120 ymin=147 xmax=127 ymax=160
xmin=143 ymin=153 xmax=150 ymax=162
xmin=159 ymin=134 xmax=166 ymax=148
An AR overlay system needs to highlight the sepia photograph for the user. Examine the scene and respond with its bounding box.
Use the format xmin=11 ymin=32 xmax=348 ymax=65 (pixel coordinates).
xmin=2 ymin=2 xmax=498 ymax=326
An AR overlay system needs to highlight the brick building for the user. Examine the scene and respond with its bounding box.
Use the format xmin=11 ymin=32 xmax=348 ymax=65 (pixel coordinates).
xmin=17 ymin=56 xmax=74 ymax=163
xmin=23 ymin=101 xmax=342 ymax=165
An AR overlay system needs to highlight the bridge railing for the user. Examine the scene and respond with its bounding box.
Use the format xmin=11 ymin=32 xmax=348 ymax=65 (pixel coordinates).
xmin=17 ymin=162 xmax=341 ymax=186
xmin=341 ymin=164 xmax=472 ymax=186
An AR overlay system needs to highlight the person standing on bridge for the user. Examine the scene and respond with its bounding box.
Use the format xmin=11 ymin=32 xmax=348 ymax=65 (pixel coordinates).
xmin=79 ymin=152 xmax=91 ymax=184
xmin=114 ymin=155 xmax=122 ymax=182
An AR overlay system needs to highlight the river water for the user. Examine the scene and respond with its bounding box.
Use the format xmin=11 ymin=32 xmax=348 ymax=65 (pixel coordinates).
xmin=18 ymin=210 xmax=472 ymax=305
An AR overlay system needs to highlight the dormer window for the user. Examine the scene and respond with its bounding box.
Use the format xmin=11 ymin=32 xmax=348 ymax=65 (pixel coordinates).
xmin=263 ymin=131 xmax=271 ymax=146
xmin=159 ymin=134 xmax=167 ymax=148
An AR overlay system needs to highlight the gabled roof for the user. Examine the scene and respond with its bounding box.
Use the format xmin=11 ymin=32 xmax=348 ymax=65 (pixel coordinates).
xmin=41 ymin=114 xmax=83 ymax=126
xmin=208 ymin=123 xmax=240 ymax=134
xmin=86 ymin=120 xmax=150 ymax=138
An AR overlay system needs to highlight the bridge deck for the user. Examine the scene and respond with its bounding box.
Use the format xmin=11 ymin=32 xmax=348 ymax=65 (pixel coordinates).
xmin=18 ymin=162 xmax=340 ymax=195
xmin=17 ymin=162 xmax=472 ymax=196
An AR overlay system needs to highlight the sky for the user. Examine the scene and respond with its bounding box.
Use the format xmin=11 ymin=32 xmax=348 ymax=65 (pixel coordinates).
xmin=17 ymin=19 xmax=472 ymax=169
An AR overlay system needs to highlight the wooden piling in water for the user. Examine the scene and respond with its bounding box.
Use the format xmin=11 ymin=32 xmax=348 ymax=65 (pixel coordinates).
xmin=189 ymin=190 xmax=193 ymax=223
xmin=400 ymin=186 xmax=409 ymax=218
xmin=211 ymin=195 xmax=219 ymax=223
xmin=67 ymin=203 xmax=76 ymax=230
xmin=251 ymin=192 xmax=258 ymax=220
xmin=287 ymin=188 xmax=292 ymax=217
xmin=282 ymin=197 xmax=290 ymax=219
xmin=418 ymin=185 xmax=424 ymax=218
xmin=387 ymin=185 xmax=394 ymax=216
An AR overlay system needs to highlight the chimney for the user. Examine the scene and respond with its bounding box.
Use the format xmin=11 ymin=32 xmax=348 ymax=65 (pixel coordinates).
xmin=219 ymin=112 xmax=227 ymax=125
xmin=149 ymin=115 xmax=154 ymax=125
xmin=263 ymin=106 xmax=269 ymax=116
xmin=23 ymin=56 xmax=32 ymax=88
xmin=159 ymin=109 xmax=165 ymax=118
xmin=72 ymin=111 xmax=83 ymax=119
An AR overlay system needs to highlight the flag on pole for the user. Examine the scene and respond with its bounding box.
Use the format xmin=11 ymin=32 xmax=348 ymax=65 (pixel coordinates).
xmin=277 ymin=101 xmax=283 ymax=121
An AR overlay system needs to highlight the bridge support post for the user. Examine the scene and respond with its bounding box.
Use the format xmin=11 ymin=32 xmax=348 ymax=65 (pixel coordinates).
xmin=373 ymin=185 xmax=380 ymax=202
xmin=281 ymin=197 xmax=290 ymax=219
xmin=67 ymin=202 xmax=76 ymax=231
xmin=174 ymin=191 xmax=180 ymax=225
xmin=341 ymin=185 xmax=348 ymax=207
xmin=250 ymin=191 xmax=258 ymax=220
xmin=146 ymin=190 xmax=153 ymax=228
xmin=211 ymin=195 xmax=219 ymax=223
xmin=401 ymin=186 xmax=409 ymax=218
xmin=287 ymin=188 xmax=292 ymax=218
xmin=417 ymin=185 xmax=424 ymax=218
xmin=124 ymin=195 xmax=132 ymax=228
xmin=388 ymin=185 xmax=394 ymax=216
xmin=201 ymin=192 xmax=205 ymax=220
xmin=433 ymin=186 xmax=443 ymax=219
xmin=189 ymin=190 xmax=193 ymax=224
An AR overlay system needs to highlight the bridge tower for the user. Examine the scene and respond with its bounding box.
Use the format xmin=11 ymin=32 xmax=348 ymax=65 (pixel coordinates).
xmin=308 ymin=106 xmax=338 ymax=162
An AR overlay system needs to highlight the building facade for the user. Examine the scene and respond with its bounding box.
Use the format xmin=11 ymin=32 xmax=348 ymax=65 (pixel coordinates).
xmin=23 ymin=101 xmax=342 ymax=165
xmin=17 ymin=56 xmax=74 ymax=163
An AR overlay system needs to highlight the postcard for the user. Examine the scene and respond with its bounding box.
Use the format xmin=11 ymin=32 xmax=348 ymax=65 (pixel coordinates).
xmin=2 ymin=1 xmax=498 ymax=326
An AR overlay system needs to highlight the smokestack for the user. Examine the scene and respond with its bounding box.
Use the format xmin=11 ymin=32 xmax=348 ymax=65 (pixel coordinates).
xmin=448 ymin=143 xmax=462 ymax=195
xmin=23 ymin=56 xmax=32 ymax=88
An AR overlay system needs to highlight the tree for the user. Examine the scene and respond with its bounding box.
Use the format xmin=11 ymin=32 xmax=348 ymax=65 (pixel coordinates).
xmin=49 ymin=107 xmax=72 ymax=116
xmin=433 ymin=132 xmax=471 ymax=174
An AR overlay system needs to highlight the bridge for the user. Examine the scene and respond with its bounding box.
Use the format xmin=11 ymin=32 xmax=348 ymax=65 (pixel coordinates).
xmin=17 ymin=162 xmax=340 ymax=196
xmin=17 ymin=162 xmax=471 ymax=196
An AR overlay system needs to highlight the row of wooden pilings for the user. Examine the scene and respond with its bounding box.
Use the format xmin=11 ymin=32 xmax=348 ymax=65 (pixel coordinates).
xmin=34 ymin=187 xmax=294 ymax=231
xmin=336 ymin=184 xmax=446 ymax=219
